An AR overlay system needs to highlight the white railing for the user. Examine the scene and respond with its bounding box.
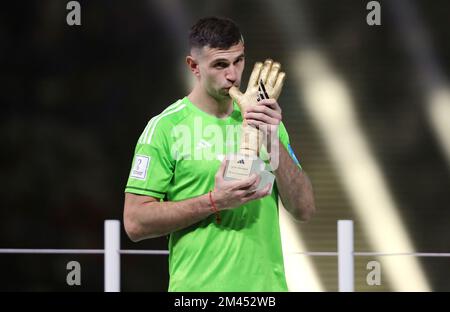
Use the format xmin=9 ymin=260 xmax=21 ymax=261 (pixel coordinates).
xmin=338 ymin=220 xmax=354 ymax=292
xmin=1 ymin=219 xmax=449 ymax=291
xmin=104 ymin=220 xmax=121 ymax=292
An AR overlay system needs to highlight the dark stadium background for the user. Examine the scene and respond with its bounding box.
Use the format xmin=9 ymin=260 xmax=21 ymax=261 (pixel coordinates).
xmin=1 ymin=0 xmax=449 ymax=291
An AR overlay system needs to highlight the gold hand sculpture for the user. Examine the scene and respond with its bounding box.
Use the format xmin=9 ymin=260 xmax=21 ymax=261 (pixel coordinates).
xmin=229 ymin=59 xmax=286 ymax=156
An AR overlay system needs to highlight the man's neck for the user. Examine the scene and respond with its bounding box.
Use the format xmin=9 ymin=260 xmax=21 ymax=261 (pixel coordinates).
xmin=188 ymin=86 xmax=234 ymax=119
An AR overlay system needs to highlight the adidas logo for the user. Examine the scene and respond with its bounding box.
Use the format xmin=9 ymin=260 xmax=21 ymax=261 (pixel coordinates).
xmin=237 ymin=159 xmax=245 ymax=165
xmin=195 ymin=139 xmax=212 ymax=150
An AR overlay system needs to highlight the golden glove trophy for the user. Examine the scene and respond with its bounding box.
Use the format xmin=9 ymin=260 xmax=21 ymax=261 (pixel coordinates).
xmin=224 ymin=59 xmax=286 ymax=192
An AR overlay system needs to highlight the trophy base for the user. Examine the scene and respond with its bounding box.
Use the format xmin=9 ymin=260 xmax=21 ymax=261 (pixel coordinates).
xmin=223 ymin=154 xmax=275 ymax=193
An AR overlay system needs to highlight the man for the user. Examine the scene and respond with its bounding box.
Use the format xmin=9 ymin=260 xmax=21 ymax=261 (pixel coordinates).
xmin=123 ymin=17 xmax=315 ymax=291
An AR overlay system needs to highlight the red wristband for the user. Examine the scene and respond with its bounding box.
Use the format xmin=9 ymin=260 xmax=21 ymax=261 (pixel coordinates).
xmin=209 ymin=191 xmax=221 ymax=224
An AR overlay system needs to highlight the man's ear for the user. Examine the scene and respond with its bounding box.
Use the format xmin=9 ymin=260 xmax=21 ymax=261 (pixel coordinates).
xmin=186 ymin=56 xmax=200 ymax=77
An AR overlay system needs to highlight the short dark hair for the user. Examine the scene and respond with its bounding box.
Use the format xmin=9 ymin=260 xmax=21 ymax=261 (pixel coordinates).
xmin=189 ymin=17 xmax=243 ymax=50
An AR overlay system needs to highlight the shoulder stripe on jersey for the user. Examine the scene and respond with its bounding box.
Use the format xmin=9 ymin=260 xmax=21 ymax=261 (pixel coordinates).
xmin=139 ymin=100 xmax=183 ymax=144
xmin=146 ymin=103 xmax=186 ymax=145
xmin=138 ymin=116 xmax=157 ymax=144
xmin=141 ymin=100 xmax=183 ymax=143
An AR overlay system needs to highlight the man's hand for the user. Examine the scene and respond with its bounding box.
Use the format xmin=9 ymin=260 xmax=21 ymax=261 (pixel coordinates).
xmin=212 ymin=159 xmax=272 ymax=210
xmin=244 ymin=98 xmax=282 ymax=139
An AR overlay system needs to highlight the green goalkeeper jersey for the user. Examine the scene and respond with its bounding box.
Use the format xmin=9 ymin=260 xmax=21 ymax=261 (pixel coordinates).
xmin=125 ymin=96 xmax=301 ymax=292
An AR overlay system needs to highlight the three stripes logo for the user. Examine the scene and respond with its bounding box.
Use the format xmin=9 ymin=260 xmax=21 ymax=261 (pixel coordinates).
xmin=237 ymin=159 xmax=245 ymax=165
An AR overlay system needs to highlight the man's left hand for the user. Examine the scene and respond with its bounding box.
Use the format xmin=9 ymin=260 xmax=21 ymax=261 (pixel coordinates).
xmin=244 ymin=98 xmax=282 ymax=138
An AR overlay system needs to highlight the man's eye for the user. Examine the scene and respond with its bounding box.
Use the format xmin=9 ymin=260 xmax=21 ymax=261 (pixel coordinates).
xmin=215 ymin=63 xmax=228 ymax=68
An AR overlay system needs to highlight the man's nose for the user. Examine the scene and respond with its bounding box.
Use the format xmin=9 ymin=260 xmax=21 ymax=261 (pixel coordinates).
xmin=225 ymin=66 xmax=238 ymax=83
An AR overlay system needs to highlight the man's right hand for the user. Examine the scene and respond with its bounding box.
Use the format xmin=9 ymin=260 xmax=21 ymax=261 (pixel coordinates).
xmin=211 ymin=159 xmax=272 ymax=210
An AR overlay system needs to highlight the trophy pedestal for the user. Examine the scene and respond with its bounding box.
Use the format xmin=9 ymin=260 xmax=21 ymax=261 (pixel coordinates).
xmin=223 ymin=154 xmax=275 ymax=193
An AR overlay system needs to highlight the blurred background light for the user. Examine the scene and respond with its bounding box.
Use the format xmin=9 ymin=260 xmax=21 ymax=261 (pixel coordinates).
xmin=294 ymin=49 xmax=430 ymax=291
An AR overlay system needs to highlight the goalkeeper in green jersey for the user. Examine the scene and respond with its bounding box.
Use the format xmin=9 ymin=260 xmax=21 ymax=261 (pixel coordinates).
xmin=124 ymin=16 xmax=315 ymax=291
